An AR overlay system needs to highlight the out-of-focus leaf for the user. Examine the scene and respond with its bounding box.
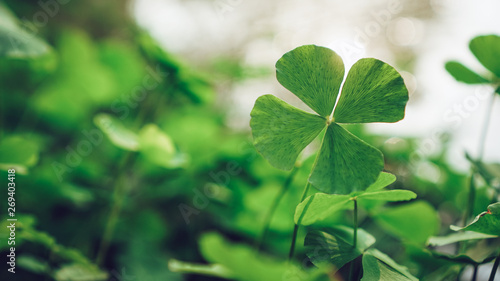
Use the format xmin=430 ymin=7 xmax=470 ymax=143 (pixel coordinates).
xmin=0 ymin=215 xmax=98 ymax=267
xmin=59 ymin=183 xmax=94 ymax=207
xmin=469 ymin=35 xmax=500 ymax=77
xmin=94 ymin=113 xmax=139 ymax=151
xmin=119 ymin=238 xmax=181 ymax=281
xmin=238 ymin=180 xmax=294 ymax=234
xmin=56 ymin=30 xmax=116 ymax=105
xmin=32 ymin=30 xmax=117 ymax=130
xmin=138 ymin=33 xmax=214 ymax=103
xmin=305 ymin=226 xmax=375 ymax=270
xmin=210 ymin=57 xmax=271 ymax=81
xmin=361 ymin=249 xmax=418 ymax=281
xmin=0 ymin=215 xmax=35 ymax=250
xmin=0 ymin=136 xmax=39 ymax=174
xmin=199 ymin=232 xmax=327 ymax=281
xmin=98 ymin=40 xmax=147 ymax=95
xmin=451 ymin=202 xmax=500 ymax=236
xmin=53 ymin=264 xmax=108 ymax=281
xmin=138 ymin=124 xmax=186 ymax=168
xmin=430 ymin=247 xmax=497 ymax=265
xmin=21 ymin=229 xmax=92 ymax=265
xmin=355 ymin=190 xmax=416 ymax=201
xmin=428 ymin=231 xmax=497 ymax=246
xmin=17 ymin=255 xmax=50 ymax=274
xmin=445 ymin=61 xmax=490 ymax=84
xmin=374 ymin=201 xmax=440 ymax=245
xmin=168 ymin=259 xmax=234 ymax=279
xmin=0 ymin=4 xmax=51 ymax=58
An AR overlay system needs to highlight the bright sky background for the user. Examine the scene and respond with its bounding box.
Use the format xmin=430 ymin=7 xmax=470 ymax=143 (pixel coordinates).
xmin=131 ymin=0 xmax=500 ymax=171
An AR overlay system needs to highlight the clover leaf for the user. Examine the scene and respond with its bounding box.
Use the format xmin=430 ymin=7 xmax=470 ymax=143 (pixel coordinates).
xmin=450 ymin=202 xmax=500 ymax=236
xmin=294 ymin=172 xmax=416 ymax=226
xmin=361 ymin=249 xmax=418 ymax=281
xmin=446 ymin=35 xmax=500 ymax=87
xmin=304 ymin=226 xmax=376 ymax=270
xmin=251 ymin=45 xmax=408 ymax=194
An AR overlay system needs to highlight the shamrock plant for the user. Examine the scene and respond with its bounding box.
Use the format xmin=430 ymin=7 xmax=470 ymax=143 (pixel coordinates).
xmin=422 ymin=35 xmax=500 ymax=281
xmin=446 ymin=35 xmax=500 ymax=89
xmin=251 ymin=44 xmax=408 ymax=194
xmin=251 ymin=45 xmax=418 ymax=280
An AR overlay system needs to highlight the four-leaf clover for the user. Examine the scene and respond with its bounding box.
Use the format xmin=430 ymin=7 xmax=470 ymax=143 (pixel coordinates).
xmin=250 ymin=45 xmax=408 ymax=194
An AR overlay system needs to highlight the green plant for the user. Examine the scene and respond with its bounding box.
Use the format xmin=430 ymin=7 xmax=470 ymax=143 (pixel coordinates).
xmin=252 ymin=45 xmax=420 ymax=280
xmin=171 ymin=45 xmax=431 ymax=280
xmin=424 ymin=34 xmax=500 ymax=281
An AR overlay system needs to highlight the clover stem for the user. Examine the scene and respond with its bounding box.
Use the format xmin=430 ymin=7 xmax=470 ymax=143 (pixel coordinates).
xmin=463 ymin=174 xmax=476 ymax=227
xmin=288 ymin=181 xmax=311 ymax=260
xmin=457 ymin=173 xmax=476 ymax=256
xmin=348 ymin=199 xmax=358 ymax=281
xmin=489 ymin=253 xmax=500 ymax=281
xmin=256 ymin=165 xmax=299 ymax=252
xmin=478 ymin=90 xmax=495 ymax=160
xmin=353 ymin=199 xmax=358 ymax=249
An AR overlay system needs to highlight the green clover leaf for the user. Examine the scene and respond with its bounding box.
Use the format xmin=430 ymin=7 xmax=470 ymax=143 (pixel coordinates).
xmin=304 ymin=226 xmax=376 ymax=270
xmin=470 ymin=35 xmax=500 ymax=78
xmin=361 ymin=249 xmax=418 ymax=281
xmin=251 ymin=45 xmax=408 ymax=194
xmin=450 ymin=202 xmax=500 ymax=236
xmin=446 ymin=34 xmax=500 ymax=86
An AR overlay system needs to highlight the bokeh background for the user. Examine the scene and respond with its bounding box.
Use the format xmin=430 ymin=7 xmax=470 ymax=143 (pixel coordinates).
xmin=1 ymin=0 xmax=500 ymax=280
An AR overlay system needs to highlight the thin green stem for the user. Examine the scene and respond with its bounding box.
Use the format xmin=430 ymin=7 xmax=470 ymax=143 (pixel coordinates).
xmin=288 ymin=182 xmax=311 ymax=260
xmin=463 ymin=174 xmax=476 ymax=227
xmin=95 ymin=152 xmax=136 ymax=265
xmin=458 ymin=173 xmax=476 ymax=255
xmin=348 ymin=199 xmax=359 ymax=281
xmin=288 ymin=224 xmax=300 ymax=261
xmin=256 ymin=166 xmax=299 ymax=252
xmin=478 ymin=91 xmax=495 ymax=161
xmin=489 ymin=254 xmax=500 ymax=281
xmin=353 ymin=199 xmax=358 ymax=249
